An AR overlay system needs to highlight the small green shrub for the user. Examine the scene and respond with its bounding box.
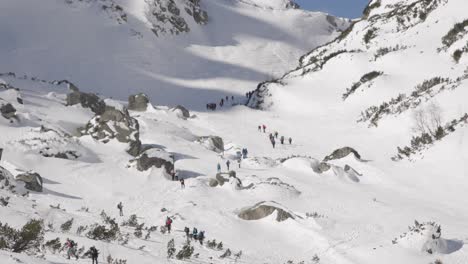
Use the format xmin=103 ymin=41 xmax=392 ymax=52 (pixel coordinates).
xmin=60 ymin=218 xmax=74 ymax=232
xmin=176 ymin=240 xmax=194 ymax=260
xmin=0 ymin=219 xmax=44 ymax=253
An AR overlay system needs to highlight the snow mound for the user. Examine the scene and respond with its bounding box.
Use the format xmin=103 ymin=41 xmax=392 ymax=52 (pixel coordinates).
xmin=393 ymin=221 xmax=464 ymax=255
xmin=282 ymin=157 xmax=319 ymax=173
xmin=238 ymin=201 xmax=297 ymax=222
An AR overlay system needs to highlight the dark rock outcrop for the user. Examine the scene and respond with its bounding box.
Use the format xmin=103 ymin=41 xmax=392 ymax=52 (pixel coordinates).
xmin=131 ymin=148 xmax=174 ymax=178
xmin=128 ymin=93 xmax=149 ymax=111
xmin=66 ymin=87 xmax=106 ymax=115
xmin=15 ymin=172 xmax=43 ymax=192
xmin=80 ymin=105 xmax=141 ymax=156
xmin=198 ymin=136 xmax=224 ymax=153
xmin=0 ymin=103 xmax=16 ymax=119
xmin=238 ymin=202 xmax=295 ymax=222
xmin=172 ymin=105 xmax=190 ymax=119
xmin=323 ymin=147 xmax=361 ymax=161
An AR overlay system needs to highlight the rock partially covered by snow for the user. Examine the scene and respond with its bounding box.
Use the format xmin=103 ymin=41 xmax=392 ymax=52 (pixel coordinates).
xmin=238 ymin=201 xmax=295 ymax=222
xmin=171 ymin=105 xmax=190 ymax=119
xmin=323 ymin=147 xmax=362 ymax=162
xmin=392 ymin=221 xmax=463 ymax=255
xmin=132 ymin=148 xmax=174 ymax=176
xmin=15 ymin=171 xmax=43 ymax=192
xmin=197 ymin=136 xmax=224 ymax=153
xmin=80 ymin=105 xmax=141 ymax=156
xmin=66 ymin=88 xmax=106 ymax=115
xmin=0 ymin=102 xmax=16 ymax=120
xmin=11 ymin=126 xmax=86 ymax=160
xmin=128 ymin=93 xmax=149 ymax=111
xmin=314 ymin=162 xmax=331 ymax=173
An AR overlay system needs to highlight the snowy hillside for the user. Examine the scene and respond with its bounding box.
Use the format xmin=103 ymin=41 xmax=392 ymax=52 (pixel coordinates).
xmin=1 ymin=0 xmax=468 ymax=264
xmin=0 ymin=0 xmax=347 ymax=109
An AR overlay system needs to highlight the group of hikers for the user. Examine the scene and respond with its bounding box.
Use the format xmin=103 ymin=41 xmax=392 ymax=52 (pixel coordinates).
xmin=63 ymin=238 xmax=99 ymax=263
xmin=170 ymin=170 xmax=186 ymax=189
xmin=206 ymin=95 xmax=236 ymax=110
xmin=258 ymin=125 xmax=292 ymax=148
xmin=216 ymin=147 xmax=249 ymax=172
xmin=184 ymin=227 xmax=206 ymax=245
xmin=245 ymin=91 xmax=254 ymax=99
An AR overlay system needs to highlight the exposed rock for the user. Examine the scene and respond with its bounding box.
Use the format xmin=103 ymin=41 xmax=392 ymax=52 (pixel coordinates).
xmin=208 ymin=178 xmax=219 ymax=187
xmin=198 ymin=136 xmax=224 ymax=153
xmin=132 ymin=148 xmax=174 ymax=176
xmin=172 ymin=105 xmax=190 ymax=119
xmin=0 ymin=102 xmax=16 ymax=119
xmin=146 ymin=0 xmax=209 ymax=36
xmin=128 ymin=93 xmax=149 ymax=111
xmin=15 ymin=172 xmax=43 ymax=192
xmin=66 ymin=87 xmax=106 ymax=115
xmin=314 ymin=162 xmax=331 ymax=173
xmin=323 ymin=147 xmax=361 ymax=161
xmin=215 ymin=173 xmax=229 ymax=186
xmin=238 ymin=201 xmax=295 ymax=222
xmin=80 ymin=105 xmax=141 ymax=156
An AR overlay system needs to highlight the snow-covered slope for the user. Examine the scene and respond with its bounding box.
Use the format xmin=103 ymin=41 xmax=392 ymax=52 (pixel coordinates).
xmin=0 ymin=0 xmax=347 ymax=110
xmin=1 ymin=0 xmax=467 ymax=264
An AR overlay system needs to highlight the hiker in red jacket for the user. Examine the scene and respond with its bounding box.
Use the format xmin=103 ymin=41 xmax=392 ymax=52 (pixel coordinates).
xmin=262 ymin=124 xmax=266 ymax=133
xmin=165 ymin=217 xmax=173 ymax=234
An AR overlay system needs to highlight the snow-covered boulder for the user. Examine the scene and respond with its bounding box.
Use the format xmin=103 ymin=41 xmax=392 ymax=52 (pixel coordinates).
xmin=172 ymin=105 xmax=190 ymax=119
xmin=80 ymin=105 xmax=141 ymax=156
xmin=323 ymin=147 xmax=362 ymax=162
xmin=197 ymin=136 xmax=224 ymax=153
xmin=11 ymin=126 xmax=87 ymax=160
xmin=128 ymin=93 xmax=149 ymax=111
xmin=15 ymin=172 xmax=43 ymax=192
xmin=238 ymin=201 xmax=296 ymax=222
xmin=132 ymin=148 xmax=174 ymax=176
xmin=66 ymin=87 xmax=106 ymax=115
xmin=392 ymin=221 xmax=463 ymax=255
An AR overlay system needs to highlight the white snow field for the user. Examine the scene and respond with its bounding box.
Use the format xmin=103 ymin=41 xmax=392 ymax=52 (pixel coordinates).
xmin=0 ymin=0 xmax=347 ymax=110
xmin=1 ymin=0 xmax=468 ymax=263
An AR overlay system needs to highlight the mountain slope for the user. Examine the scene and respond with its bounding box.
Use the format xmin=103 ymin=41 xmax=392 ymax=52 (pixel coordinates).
xmin=0 ymin=0 xmax=348 ymax=110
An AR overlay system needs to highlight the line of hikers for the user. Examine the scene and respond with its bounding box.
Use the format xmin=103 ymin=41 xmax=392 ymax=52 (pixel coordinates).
xmin=207 ymin=95 xmax=236 ymax=110
xmin=184 ymin=227 xmax=206 ymax=245
xmin=245 ymin=91 xmax=254 ymax=99
xmin=63 ymin=238 xmax=99 ymax=263
xmin=170 ymin=170 xmax=186 ymax=189
xmin=258 ymin=125 xmax=292 ymax=148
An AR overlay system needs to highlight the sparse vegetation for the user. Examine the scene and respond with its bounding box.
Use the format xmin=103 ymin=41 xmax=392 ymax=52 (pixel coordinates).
xmin=441 ymin=19 xmax=468 ymax=48
xmin=358 ymin=75 xmax=464 ymax=127
xmin=393 ymin=113 xmax=468 ymax=161
xmin=86 ymin=211 xmax=120 ymax=241
xmin=60 ymin=218 xmax=74 ymax=232
xmin=43 ymin=237 xmax=61 ymax=253
xmin=343 ymin=71 xmax=383 ymax=100
xmin=106 ymin=255 xmax=127 ymax=264
xmin=0 ymin=219 xmax=44 ymax=253
xmin=364 ymin=27 xmax=378 ymax=44
xmin=452 ymin=42 xmax=468 ymax=63
xmin=373 ymin=45 xmax=408 ymax=60
xmin=220 ymin=248 xmax=231 ymax=258
xmin=176 ymin=240 xmax=194 ymax=260
xmin=167 ymin=238 xmax=176 ymax=258
xmin=121 ymin=214 xmax=139 ymax=227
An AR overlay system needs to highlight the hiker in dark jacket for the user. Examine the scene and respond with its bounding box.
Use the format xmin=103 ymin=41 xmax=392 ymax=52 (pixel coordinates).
xmin=289 ymin=137 xmax=292 ymax=144
xmin=87 ymin=246 xmax=99 ymax=264
xmin=117 ymin=202 xmax=123 ymax=216
xmin=226 ymin=160 xmax=231 ymax=171
xmin=198 ymin=231 xmax=205 ymax=245
xmin=271 ymin=138 xmax=276 ymax=149
xmin=280 ymin=136 xmax=285 ymax=144
xmin=274 ymin=131 xmax=279 ymax=139
xmin=180 ymin=178 xmax=185 ymax=189
xmin=184 ymin=227 xmax=190 ymax=239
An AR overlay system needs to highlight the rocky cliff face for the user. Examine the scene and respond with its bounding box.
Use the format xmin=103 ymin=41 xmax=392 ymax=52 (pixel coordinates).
xmin=145 ymin=0 xmax=208 ymax=36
